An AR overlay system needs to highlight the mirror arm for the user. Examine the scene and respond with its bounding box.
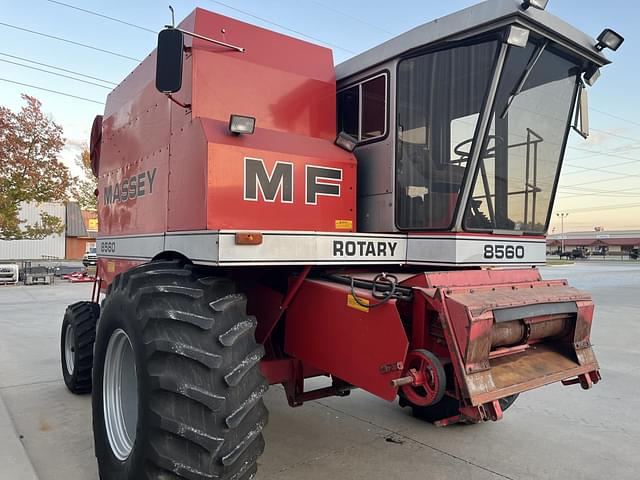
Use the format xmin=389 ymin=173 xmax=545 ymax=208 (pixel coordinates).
xmin=168 ymin=6 xmax=176 ymax=28
xmin=167 ymin=94 xmax=191 ymax=110
xmin=166 ymin=26 xmax=245 ymax=53
xmin=571 ymin=124 xmax=588 ymax=140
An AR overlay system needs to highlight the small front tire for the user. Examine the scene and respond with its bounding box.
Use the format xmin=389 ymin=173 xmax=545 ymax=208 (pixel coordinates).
xmin=61 ymin=301 xmax=100 ymax=394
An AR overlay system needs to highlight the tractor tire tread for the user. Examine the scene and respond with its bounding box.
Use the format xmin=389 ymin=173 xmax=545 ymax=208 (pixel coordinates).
xmin=144 ymin=338 xmax=224 ymax=369
xmin=61 ymin=301 xmax=99 ymax=394
xmin=93 ymin=261 xmax=268 ymax=480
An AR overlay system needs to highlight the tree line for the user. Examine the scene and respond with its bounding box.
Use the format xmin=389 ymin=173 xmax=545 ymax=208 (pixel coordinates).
xmin=0 ymin=94 xmax=97 ymax=240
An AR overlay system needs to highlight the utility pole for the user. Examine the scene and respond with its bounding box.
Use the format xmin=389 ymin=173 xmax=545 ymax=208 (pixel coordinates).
xmin=556 ymin=212 xmax=569 ymax=253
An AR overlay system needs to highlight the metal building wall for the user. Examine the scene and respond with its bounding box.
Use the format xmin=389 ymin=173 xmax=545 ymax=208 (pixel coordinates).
xmin=0 ymin=202 xmax=66 ymax=260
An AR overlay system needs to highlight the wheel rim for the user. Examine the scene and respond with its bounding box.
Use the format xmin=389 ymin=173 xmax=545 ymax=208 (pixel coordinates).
xmin=400 ymin=350 xmax=446 ymax=407
xmin=103 ymin=328 xmax=138 ymax=461
xmin=64 ymin=324 xmax=75 ymax=375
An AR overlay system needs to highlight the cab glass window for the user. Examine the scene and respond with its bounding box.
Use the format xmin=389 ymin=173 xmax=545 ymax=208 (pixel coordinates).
xmin=361 ymin=75 xmax=386 ymax=139
xmin=396 ymin=41 xmax=499 ymax=229
xmin=337 ymin=85 xmax=359 ymax=138
xmin=463 ymin=44 xmax=580 ymax=233
xmin=337 ymin=74 xmax=387 ymax=142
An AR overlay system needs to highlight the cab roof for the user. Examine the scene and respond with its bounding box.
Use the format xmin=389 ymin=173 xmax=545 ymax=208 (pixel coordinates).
xmin=336 ymin=0 xmax=610 ymax=82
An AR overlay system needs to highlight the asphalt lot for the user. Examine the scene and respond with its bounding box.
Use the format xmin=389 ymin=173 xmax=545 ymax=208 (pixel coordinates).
xmin=0 ymin=262 xmax=639 ymax=480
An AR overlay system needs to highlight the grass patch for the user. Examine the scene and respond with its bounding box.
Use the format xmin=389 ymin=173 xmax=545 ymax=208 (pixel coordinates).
xmin=546 ymin=259 xmax=575 ymax=266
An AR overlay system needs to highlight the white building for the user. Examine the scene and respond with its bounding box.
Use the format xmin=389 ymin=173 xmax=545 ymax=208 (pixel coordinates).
xmin=0 ymin=202 xmax=66 ymax=260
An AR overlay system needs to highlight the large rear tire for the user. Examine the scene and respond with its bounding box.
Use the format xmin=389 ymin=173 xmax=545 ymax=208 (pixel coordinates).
xmin=92 ymin=260 xmax=268 ymax=480
xmin=61 ymin=301 xmax=100 ymax=394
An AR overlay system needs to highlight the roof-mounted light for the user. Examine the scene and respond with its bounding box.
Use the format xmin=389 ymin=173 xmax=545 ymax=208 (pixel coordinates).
xmin=595 ymin=28 xmax=624 ymax=51
xmin=229 ymin=114 xmax=256 ymax=135
xmin=506 ymin=26 xmax=530 ymax=47
xmin=522 ymin=0 xmax=549 ymax=10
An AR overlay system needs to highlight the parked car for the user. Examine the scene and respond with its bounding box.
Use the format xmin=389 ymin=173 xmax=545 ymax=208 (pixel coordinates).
xmin=0 ymin=264 xmax=19 ymax=285
xmin=82 ymin=246 xmax=97 ymax=267
xmin=559 ymin=248 xmax=590 ymax=260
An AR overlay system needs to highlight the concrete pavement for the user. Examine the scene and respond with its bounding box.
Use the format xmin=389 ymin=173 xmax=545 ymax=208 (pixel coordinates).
xmin=0 ymin=391 xmax=38 ymax=480
xmin=0 ymin=262 xmax=639 ymax=479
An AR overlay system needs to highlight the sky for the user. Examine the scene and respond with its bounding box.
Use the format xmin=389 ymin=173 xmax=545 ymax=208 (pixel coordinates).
xmin=1 ymin=0 xmax=638 ymax=233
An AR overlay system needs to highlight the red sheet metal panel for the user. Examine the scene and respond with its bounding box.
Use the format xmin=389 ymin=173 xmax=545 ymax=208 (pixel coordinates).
xmin=202 ymin=119 xmax=356 ymax=231
xmin=285 ymin=279 xmax=408 ymax=401
xmin=403 ymin=268 xmax=542 ymax=289
xmin=98 ymin=73 xmax=171 ymax=237
xmin=167 ymin=116 xmax=208 ymax=232
xmin=98 ymin=7 xmax=356 ymax=240
xmin=191 ymin=8 xmax=356 ymax=232
xmin=191 ymin=8 xmax=336 ymax=140
xmin=97 ymin=258 xmax=144 ymax=291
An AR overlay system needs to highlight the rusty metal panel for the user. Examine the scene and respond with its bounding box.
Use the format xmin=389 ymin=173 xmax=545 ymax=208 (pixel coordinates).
xmin=445 ymin=282 xmax=591 ymax=318
xmin=469 ymin=344 xmax=597 ymax=405
xmin=411 ymin=268 xmax=600 ymax=410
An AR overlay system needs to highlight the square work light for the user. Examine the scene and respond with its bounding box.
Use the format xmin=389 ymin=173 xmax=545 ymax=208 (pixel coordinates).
xmin=522 ymin=0 xmax=549 ymax=10
xmin=595 ymin=29 xmax=624 ymax=51
xmin=229 ymin=114 xmax=256 ymax=134
xmin=506 ymin=26 xmax=530 ymax=47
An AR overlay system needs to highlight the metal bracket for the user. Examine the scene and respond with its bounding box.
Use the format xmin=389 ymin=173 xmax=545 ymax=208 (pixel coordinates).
xmin=284 ymin=366 xmax=353 ymax=407
xmin=380 ymin=362 xmax=404 ymax=374
xmin=166 ymin=94 xmax=191 ymax=110
xmin=166 ymin=26 xmax=245 ymax=53
xmin=165 ymin=5 xmax=244 ymax=52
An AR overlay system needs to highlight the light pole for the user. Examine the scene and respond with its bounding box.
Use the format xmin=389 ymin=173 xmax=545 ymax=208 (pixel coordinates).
xmin=556 ymin=212 xmax=569 ymax=254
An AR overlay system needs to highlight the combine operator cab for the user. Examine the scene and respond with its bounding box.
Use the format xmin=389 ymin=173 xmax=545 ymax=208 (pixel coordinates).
xmin=337 ymin=1 xmax=613 ymax=237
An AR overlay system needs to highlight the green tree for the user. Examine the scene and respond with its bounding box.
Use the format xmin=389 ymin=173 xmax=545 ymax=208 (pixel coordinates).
xmin=75 ymin=147 xmax=98 ymax=211
xmin=0 ymin=94 xmax=72 ymax=239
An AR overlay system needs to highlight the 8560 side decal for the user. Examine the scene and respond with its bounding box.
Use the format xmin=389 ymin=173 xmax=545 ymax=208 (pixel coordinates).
xmin=483 ymin=244 xmax=525 ymax=260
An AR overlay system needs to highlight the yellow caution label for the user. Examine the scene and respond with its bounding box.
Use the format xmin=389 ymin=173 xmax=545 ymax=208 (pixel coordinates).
xmin=335 ymin=219 xmax=353 ymax=230
xmin=107 ymin=261 xmax=115 ymax=273
xmin=347 ymin=293 xmax=369 ymax=312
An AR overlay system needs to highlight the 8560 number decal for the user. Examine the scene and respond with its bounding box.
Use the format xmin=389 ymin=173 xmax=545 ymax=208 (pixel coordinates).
xmin=483 ymin=244 xmax=525 ymax=259
xmin=99 ymin=241 xmax=116 ymax=254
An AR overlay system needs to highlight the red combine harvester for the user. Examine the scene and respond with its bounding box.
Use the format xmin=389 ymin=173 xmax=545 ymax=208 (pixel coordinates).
xmin=59 ymin=1 xmax=623 ymax=478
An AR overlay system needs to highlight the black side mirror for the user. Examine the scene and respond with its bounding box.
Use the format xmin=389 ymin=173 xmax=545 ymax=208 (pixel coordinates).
xmin=156 ymin=28 xmax=184 ymax=94
xmin=572 ymin=84 xmax=589 ymax=139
